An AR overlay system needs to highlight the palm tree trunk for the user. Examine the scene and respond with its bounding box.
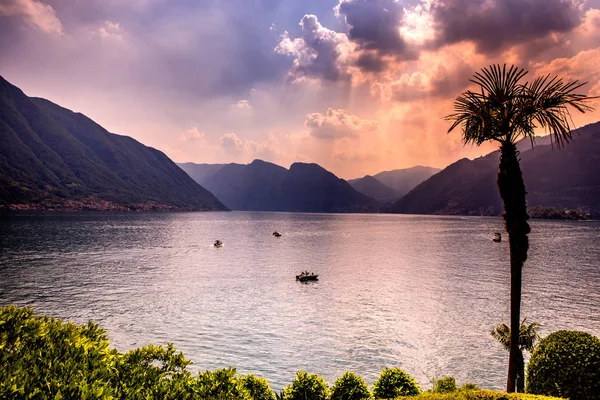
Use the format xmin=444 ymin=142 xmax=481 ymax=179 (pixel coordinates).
xmin=497 ymin=141 xmax=530 ymax=393
xmin=517 ymin=350 xmax=525 ymax=393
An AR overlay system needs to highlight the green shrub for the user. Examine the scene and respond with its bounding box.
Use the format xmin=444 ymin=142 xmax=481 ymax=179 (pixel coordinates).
xmin=395 ymin=390 xmax=563 ymax=400
xmin=283 ymin=370 xmax=329 ymax=400
xmin=372 ymin=368 xmax=420 ymax=399
xmin=241 ymin=374 xmax=276 ymax=400
xmin=0 ymin=305 xmax=118 ymax=399
xmin=526 ymin=330 xmax=600 ymax=400
xmin=460 ymin=383 xmax=479 ymax=391
xmin=330 ymin=371 xmax=372 ymax=400
xmin=114 ymin=343 xmax=193 ymax=399
xmin=0 ymin=306 xmax=264 ymax=400
xmin=432 ymin=376 xmax=457 ymax=393
xmin=193 ymin=367 xmax=252 ymax=400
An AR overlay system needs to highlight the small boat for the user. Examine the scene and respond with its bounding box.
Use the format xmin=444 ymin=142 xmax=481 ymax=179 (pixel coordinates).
xmin=214 ymin=240 xmax=223 ymax=248
xmin=273 ymin=231 xmax=282 ymax=237
xmin=296 ymin=272 xmax=318 ymax=282
xmin=493 ymin=232 xmax=502 ymax=243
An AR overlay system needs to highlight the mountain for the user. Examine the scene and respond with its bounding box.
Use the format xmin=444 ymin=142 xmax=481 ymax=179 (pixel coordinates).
xmin=180 ymin=159 xmax=374 ymax=212
xmin=359 ymin=166 xmax=441 ymax=198
xmin=0 ymin=76 xmax=227 ymax=211
xmin=284 ymin=162 xmax=374 ymax=212
xmin=201 ymin=160 xmax=288 ymax=211
xmin=347 ymin=175 xmax=399 ymax=200
xmin=390 ymin=122 xmax=600 ymax=216
xmin=178 ymin=162 xmax=227 ymax=185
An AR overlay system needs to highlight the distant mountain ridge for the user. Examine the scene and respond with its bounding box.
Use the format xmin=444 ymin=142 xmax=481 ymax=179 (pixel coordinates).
xmin=177 ymin=163 xmax=227 ymax=185
xmin=178 ymin=159 xmax=375 ymax=212
xmin=348 ymin=175 xmax=398 ymax=200
xmin=390 ymin=122 xmax=600 ymax=217
xmin=348 ymin=166 xmax=440 ymax=199
xmin=0 ymin=76 xmax=227 ymax=210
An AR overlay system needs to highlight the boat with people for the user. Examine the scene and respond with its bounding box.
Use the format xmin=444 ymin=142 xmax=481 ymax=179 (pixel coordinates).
xmin=273 ymin=231 xmax=282 ymax=237
xmin=296 ymin=271 xmax=318 ymax=282
xmin=493 ymin=232 xmax=502 ymax=242
xmin=214 ymin=240 xmax=223 ymax=248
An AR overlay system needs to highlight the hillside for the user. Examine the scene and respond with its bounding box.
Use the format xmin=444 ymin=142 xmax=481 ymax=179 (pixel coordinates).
xmin=181 ymin=159 xmax=375 ymax=212
xmin=390 ymin=122 xmax=600 ymax=216
xmin=0 ymin=76 xmax=227 ymax=211
xmin=348 ymin=175 xmax=399 ymax=200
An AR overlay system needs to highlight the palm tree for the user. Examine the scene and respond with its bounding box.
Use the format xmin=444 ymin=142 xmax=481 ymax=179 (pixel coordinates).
xmin=445 ymin=64 xmax=594 ymax=392
xmin=491 ymin=319 xmax=540 ymax=392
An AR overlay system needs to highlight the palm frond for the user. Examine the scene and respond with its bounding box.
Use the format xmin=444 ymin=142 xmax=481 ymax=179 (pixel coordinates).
xmin=445 ymin=64 xmax=594 ymax=148
xmin=471 ymin=64 xmax=527 ymax=104
xmin=491 ymin=323 xmax=511 ymax=351
xmin=518 ymin=318 xmax=540 ymax=352
xmin=491 ymin=319 xmax=541 ymax=352
xmin=521 ymin=75 xmax=595 ymax=147
xmin=445 ymin=91 xmax=503 ymax=145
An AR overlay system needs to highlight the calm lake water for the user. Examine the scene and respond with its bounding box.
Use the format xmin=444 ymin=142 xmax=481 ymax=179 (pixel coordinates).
xmin=1 ymin=212 xmax=599 ymax=390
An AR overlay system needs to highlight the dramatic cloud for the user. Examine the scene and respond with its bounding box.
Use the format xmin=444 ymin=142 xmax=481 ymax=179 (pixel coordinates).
xmin=180 ymin=127 xmax=205 ymax=142
xmin=1 ymin=0 xmax=599 ymax=178
xmin=534 ymin=46 xmax=600 ymax=116
xmin=336 ymin=0 xmax=409 ymax=56
xmin=400 ymin=1 xmax=436 ymax=44
xmin=220 ymin=132 xmax=282 ymax=162
xmin=92 ymin=21 xmax=124 ymax=41
xmin=275 ymin=14 xmax=353 ymax=81
xmin=0 ymin=0 xmax=63 ymax=34
xmin=220 ymin=132 xmax=245 ymax=154
xmin=246 ymin=133 xmax=282 ymax=161
xmin=569 ymin=7 xmax=600 ymax=51
xmin=234 ymin=100 xmax=251 ymax=109
xmin=0 ymin=0 xmax=291 ymax=101
xmin=305 ymin=108 xmax=379 ymax=140
xmin=355 ymin=52 xmax=387 ymax=73
xmin=386 ymin=43 xmax=483 ymax=102
xmin=429 ymin=0 xmax=582 ymax=53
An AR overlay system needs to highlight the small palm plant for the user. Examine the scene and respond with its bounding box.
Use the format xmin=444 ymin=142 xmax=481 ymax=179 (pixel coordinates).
xmin=491 ymin=318 xmax=540 ymax=392
xmin=446 ymin=64 xmax=594 ymax=392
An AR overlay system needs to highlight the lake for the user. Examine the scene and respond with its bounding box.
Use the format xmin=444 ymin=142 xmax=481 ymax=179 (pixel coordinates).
xmin=0 ymin=212 xmax=599 ymax=390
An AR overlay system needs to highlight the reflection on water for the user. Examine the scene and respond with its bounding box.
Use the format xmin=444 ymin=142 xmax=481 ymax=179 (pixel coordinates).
xmin=1 ymin=212 xmax=599 ymax=390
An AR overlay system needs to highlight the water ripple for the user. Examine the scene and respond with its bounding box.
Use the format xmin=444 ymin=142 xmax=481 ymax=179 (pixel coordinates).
xmin=1 ymin=212 xmax=599 ymax=390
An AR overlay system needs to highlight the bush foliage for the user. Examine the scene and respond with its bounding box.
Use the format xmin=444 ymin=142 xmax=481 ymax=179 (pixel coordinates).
xmin=395 ymin=390 xmax=563 ymax=400
xmin=0 ymin=306 xmax=117 ymax=399
xmin=432 ymin=376 xmax=457 ymax=393
xmin=330 ymin=371 xmax=372 ymax=400
xmin=372 ymin=368 xmax=421 ymax=399
xmin=282 ymin=370 xmax=329 ymax=400
xmin=526 ymin=330 xmax=600 ymax=400
xmin=241 ymin=374 xmax=276 ymax=400
xmin=0 ymin=306 xmax=583 ymax=400
xmin=0 ymin=306 xmax=277 ymax=399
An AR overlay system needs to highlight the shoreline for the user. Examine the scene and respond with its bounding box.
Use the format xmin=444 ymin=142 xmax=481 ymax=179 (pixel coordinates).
xmin=0 ymin=199 xmax=224 ymax=212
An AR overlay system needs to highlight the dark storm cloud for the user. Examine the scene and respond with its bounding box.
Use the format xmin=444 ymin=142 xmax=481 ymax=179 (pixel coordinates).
xmin=336 ymin=0 xmax=409 ymax=55
xmin=430 ymin=0 xmax=582 ymax=53
xmin=0 ymin=0 xmax=291 ymax=98
xmin=355 ymin=52 xmax=386 ymax=72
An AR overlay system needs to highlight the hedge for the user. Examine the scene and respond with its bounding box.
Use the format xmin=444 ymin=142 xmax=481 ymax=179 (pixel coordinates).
xmin=394 ymin=390 xmax=564 ymax=400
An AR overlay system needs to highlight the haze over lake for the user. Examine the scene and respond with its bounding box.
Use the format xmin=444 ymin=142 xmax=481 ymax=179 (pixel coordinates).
xmin=1 ymin=212 xmax=599 ymax=390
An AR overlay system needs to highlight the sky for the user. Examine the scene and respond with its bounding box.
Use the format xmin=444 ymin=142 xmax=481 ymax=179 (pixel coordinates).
xmin=1 ymin=0 xmax=599 ymax=179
